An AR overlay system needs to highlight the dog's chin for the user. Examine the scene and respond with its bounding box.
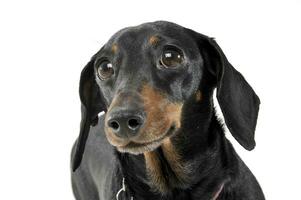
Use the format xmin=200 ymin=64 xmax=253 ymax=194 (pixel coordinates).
xmin=117 ymin=139 xmax=163 ymax=155
xmin=116 ymin=125 xmax=176 ymax=155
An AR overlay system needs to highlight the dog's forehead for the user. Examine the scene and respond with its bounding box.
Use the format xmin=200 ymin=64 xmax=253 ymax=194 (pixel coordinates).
xmin=106 ymin=21 xmax=191 ymax=49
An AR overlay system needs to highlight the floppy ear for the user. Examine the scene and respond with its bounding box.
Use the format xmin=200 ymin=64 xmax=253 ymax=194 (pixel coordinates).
xmin=194 ymin=33 xmax=260 ymax=150
xmin=72 ymin=57 xmax=107 ymax=172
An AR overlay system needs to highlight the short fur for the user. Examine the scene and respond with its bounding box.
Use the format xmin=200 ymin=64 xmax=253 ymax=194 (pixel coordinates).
xmin=71 ymin=21 xmax=265 ymax=200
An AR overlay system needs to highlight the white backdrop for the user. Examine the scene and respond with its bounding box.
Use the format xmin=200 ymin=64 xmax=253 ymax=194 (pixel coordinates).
xmin=0 ymin=0 xmax=300 ymax=199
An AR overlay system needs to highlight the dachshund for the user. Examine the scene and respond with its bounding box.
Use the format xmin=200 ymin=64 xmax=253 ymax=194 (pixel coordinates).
xmin=71 ymin=21 xmax=265 ymax=200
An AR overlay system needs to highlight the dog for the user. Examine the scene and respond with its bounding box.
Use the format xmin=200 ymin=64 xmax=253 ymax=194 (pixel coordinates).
xmin=71 ymin=21 xmax=265 ymax=200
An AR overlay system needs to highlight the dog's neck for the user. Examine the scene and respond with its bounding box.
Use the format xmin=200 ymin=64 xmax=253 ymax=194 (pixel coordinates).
xmin=116 ymin=95 xmax=232 ymax=199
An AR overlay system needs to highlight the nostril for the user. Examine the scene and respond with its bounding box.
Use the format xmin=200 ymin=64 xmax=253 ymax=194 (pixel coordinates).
xmin=128 ymin=118 xmax=141 ymax=130
xmin=108 ymin=120 xmax=120 ymax=131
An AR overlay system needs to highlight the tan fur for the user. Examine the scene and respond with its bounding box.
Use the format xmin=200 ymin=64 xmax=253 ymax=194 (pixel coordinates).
xmin=162 ymin=138 xmax=188 ymax=183
xmin=139 ymin=85 xmax=187 ymax=191
xmin=196 ymin=90 xmax=202 ymax=102
xmin=111 ymin=44 xmax=118 ymax=53
xmin=144 ymin=138 xmax=190 ymax=193
xmin=144 ymin=151 xmax=168 ymax=192
xmin=137 ymin=84 xmax=182 ymax=143
xmin=149 ymin=36 xmax=160 ymax=45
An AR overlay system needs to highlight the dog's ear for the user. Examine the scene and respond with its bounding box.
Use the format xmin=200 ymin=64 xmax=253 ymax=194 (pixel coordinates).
xmin=72 ymin=57 xmax=107 ymax=172
xmin=191 ymin=31 xmax=260 ymax=150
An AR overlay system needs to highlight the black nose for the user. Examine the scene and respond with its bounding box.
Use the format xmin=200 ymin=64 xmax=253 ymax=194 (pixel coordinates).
xmin=107 ymin=111 xmax=144 ymax=138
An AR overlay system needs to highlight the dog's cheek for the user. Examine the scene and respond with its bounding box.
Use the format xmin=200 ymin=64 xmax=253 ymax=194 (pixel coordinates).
xmin=139 ymin=84 xmax=183 ymax=140
xmin=145 ymin=101 xmax=170 ymax=139
xmin=166 ymin=102 xmax=183 ymax=129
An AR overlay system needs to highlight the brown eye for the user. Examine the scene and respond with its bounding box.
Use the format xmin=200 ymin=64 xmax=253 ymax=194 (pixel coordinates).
xmin=160 ymin=46 xmax=184 ymax=68
xmin=97 ymin=60 xmax=114 ymax=80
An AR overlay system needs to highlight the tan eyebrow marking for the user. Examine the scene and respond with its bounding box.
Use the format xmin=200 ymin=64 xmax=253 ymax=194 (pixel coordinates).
xmin=149 ymin=36 xmax=160 ymax=45
xmin=111 ymin=44 xmax=118 ymax=53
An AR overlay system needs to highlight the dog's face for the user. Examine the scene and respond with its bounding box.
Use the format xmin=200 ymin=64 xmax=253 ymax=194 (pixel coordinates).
xmin=94 ymin=23 xmax=203 ymax=154
xmin=72 ymin=21 xmax=260 ymax=171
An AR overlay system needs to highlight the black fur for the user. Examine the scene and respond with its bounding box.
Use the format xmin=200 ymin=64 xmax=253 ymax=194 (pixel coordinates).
xmin=71 ymin=21 xmax=265 ymax=200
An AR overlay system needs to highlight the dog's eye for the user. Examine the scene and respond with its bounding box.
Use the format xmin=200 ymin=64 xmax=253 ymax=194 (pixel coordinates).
xmin=97 ymin=60 xmax=114 ymax=80
xmin=160 ymin=46 xmax=184 ymax=68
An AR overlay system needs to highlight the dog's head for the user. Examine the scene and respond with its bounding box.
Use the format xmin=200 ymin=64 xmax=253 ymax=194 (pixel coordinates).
xmin=72 ymin=21 xmax=260 ymax=171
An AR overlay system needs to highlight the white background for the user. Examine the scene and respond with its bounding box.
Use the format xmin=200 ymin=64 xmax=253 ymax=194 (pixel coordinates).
xmin=0 ymin=0 xmax=300 ymax=199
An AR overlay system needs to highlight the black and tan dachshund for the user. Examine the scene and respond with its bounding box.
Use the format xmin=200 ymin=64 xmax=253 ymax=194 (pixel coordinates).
xmin=71 ymin=21 xmax=265 ymax=200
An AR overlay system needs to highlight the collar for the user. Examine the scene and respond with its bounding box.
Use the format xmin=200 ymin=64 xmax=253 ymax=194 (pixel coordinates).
xmin=116 ymin=177 xmax=133 ymax=200
xmin=115 ymin=151 xmax=134 ymax=200
xmin=115 ymin=150 xmax=224 ymax=200
xmin=212 ymin=183 xmax=224 ymax=200
xmin=116 ymin=177 xmax=224 ymax=200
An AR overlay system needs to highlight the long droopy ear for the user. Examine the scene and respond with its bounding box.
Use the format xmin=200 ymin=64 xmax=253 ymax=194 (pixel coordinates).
xmin=195 ymin=33 xmax=260 ymax=150
xmin=72 ymin=57 xmax=107 ymax=172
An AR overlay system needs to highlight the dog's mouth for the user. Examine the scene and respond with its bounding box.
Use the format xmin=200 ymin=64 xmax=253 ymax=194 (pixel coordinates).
xmin=116 ymin=125 xmax=176 ymax=154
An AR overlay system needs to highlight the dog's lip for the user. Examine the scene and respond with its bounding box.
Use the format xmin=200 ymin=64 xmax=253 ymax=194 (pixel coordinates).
xmin=119 ymin=125 xmax=176 ymax=149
